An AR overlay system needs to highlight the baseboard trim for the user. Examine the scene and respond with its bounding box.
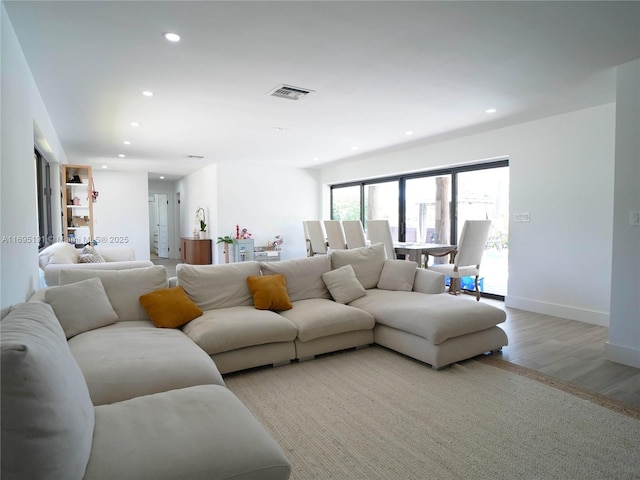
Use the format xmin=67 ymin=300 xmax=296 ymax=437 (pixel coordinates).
xmin=504 ymin=296 xmax=609 ymax=327
xmin=604 ymin=342 xmax=640 ymax=368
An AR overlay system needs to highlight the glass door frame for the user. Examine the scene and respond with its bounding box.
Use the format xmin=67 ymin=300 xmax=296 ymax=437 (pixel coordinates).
xmin=330 ymin=159 xmax=509 ymax=299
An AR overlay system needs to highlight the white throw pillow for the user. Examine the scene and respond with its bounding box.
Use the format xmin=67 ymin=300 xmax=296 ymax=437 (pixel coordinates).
xmin=78 ymin=245 xmax=105 ymax=264
xmin=330 ymin=243 xmax=386 ymax=289
xmin=377 ymin=259 xmax=418 ymax=291
xmin=59 ymin=265 xmax=168 ymax=321
xmin=322 ymin=264 xmax=367 ymax=304
xmin=38 ymin=241 xmax=79 ymax=267
xmin=45 ymin=277 xmax=118 ymax=338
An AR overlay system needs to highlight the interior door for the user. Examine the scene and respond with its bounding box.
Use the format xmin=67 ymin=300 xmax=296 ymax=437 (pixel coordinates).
xmin=157 ymin=194 xmax=169 ymax=258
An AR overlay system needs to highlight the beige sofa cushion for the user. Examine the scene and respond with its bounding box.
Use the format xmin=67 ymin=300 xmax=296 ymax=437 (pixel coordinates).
xmin=260 ymin=254 xmax=331 ymax=302
xmin=330 ymin=243 xmax=386 ymax=289
xmin=182 ymin=306 xmax=298 ymax=355
xmin=377 ymin=259 xmax=417 ymax=291
xmin=45 ymin=277 xmax=119 ymax=338
xmin=59 ymin=265 xmax=168 ymax=321
xmin=349 ymin=289 xmax=506 ymax=344
xmin=68 ymin=321 xmax=225 ymax=405
xmin=280 ymin=298 xmax=375 ymax=342
xmin=322 ymin=264 xmax=367 ymax=304
xmin=1 ymin=303 xmax=94 ymax=480
xmin=85 ymin=385 xmax=291 ymax=480
xmin=177 ymin=262 xmax=261 ymax=310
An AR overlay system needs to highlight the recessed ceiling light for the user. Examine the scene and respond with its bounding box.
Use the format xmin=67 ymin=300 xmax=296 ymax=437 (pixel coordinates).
xmin=131 ymin=122 xmax=140 ymax=127
xmin=405 ymin=131 xmax=414 ymax=136
xmin=351 ymin=146 xmax=359 ymax=151
xmin=118 ymin=154 xmax=126 ymax=158
xmin=164 ymin=32 xmax=180 ymax=42
xmin=160 ymin=176 xmax=165 ymax=180
xmin=142 ymin=91 xmax=155 ymax=97
xmin=123 ymin=140 xmax=131 ymax=145
xmin=101 ymin=165 xmax=108 ymax=169
xmin=485 ymin=108 xmax=497 ymax=114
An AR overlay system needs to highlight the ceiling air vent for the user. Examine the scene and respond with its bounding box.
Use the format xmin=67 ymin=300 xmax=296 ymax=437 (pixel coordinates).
xmin=267 ymin=84 xmax=314 ymax=101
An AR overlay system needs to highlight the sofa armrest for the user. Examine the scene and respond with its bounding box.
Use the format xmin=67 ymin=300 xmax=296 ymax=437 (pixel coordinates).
xmin=43 ymin=260 xmax=154 ymax=286
xmin=168 ymin=277 xmax=178 ymax=287
xmin=413 ymin=269 xmax=446 ymax=294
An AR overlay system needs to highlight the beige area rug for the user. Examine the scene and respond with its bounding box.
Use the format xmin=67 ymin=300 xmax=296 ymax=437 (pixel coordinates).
xmin=224 ymin=346 xmax=640 ymax=480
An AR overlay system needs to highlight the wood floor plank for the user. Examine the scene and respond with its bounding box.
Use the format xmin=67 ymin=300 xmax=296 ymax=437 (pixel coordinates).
xmin=476 ymin=297 xmax=640 ymax=408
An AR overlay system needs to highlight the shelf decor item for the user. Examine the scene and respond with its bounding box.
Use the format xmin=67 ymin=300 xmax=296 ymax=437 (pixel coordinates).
xmin=91 ymin=178 xmax=99 ymax=203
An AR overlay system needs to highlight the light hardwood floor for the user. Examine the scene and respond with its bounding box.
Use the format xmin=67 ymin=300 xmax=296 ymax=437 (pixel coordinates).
xmin=478 ymin=297 xmax=640 ymax=408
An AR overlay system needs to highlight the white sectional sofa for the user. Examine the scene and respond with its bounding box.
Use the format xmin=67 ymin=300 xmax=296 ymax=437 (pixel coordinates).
xmin=178 ymin=243 xmax=507 ymax=372
xmin=2 ymin=266 xmax=292 ymax=480
xmin=2 ymin=243 xmax=507 ymax=479
xmin=38 ymin=242 xmax=154 ymax=286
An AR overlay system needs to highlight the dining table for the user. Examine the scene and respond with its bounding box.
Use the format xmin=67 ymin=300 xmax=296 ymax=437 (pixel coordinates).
xmin=393 ymin=242 xmax=457 ymax=266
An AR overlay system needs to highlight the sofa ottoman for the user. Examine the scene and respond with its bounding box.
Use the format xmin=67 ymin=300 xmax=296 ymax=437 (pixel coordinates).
xmin=350 ymin=289 xmax=508 ymax=369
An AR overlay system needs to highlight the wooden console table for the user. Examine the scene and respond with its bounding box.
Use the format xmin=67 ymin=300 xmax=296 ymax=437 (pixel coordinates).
xmin=181 ymin=237 xmax=212 ymax=265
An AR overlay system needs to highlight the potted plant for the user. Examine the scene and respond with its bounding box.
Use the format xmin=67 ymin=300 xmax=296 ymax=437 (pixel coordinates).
xmin=195 ymin=208 xmax=207 ymax=238
xmin=216 ymin=235 xmax=234 ymax=263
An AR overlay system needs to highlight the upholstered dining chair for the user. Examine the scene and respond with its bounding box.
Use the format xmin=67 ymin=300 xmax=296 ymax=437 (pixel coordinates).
xmin=342 ymin=220 xmax=367 ymax=248
xmin=324 ymin=220 xmax=347 ymax=251
xmin=428 ymin=219 xmax=491 ymax=301
xmin=303 ymin=221 xmax=327 ymax=256
xmin=366 ymin=219 xmax=397 ymax=260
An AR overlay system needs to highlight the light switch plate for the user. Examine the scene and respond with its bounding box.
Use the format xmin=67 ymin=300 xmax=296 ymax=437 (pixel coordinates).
xmin=514 ymin=212 xmax=530 ymax=223
xmin=631 ymin=210 xmax=640 ymax=226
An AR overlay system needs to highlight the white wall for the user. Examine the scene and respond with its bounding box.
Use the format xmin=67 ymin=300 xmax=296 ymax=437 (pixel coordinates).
xmin=176 ymin=164 xmax=218 ymax=261
xmin=320 ymin=104 xmax=617 ymax=326
xmin=1 ymin=6 xmax=67 ymax=314
xmin=178 ymin=163 xmax=320 ymax=263
xmin=606 ymin=59 xmax=640 ymax=368
xmin=92 ymin=170 xmax=150 ymax=261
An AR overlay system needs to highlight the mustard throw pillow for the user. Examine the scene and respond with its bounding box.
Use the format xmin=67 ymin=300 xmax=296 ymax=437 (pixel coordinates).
xmin=139 ymin=286 xmax=203 ymax=328
xmin=247 ymin=274 xmax=293 ymax=311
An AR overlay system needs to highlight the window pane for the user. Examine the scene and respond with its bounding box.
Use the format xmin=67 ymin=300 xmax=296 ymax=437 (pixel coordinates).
xmin=405 ymin=175 xmax=452 ymax=244
xmin=364 ymin=181 xmax=399 ymax=240
xmin=456 ymin=167 xmax=509 ymax=296
xmin=331 ymin=185 xmax=361 ymax=220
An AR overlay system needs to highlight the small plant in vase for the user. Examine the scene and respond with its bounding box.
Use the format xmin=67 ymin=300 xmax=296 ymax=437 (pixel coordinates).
xmin=216 ymin=235 xmax=234 ymax=263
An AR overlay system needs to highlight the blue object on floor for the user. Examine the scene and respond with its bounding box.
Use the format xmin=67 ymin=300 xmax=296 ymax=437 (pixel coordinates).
xmin=445 ymin=276 xmax=484 ymax=292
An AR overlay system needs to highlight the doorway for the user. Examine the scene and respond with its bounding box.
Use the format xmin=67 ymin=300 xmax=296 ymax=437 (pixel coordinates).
xmin=148 ymin=193 xmax=169 ymax=258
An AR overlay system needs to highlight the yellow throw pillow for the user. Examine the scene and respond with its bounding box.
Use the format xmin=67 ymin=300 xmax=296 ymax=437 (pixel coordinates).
xmin=139 ymin=286 xmax=203 ymax=328
xmin=247 ymin=274 xmax=293 ymax=311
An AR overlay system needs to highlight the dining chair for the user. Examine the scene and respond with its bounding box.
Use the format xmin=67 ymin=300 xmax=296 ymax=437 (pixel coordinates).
xmin=302 ymin=221 xmax=327 ymax=256
xmin=342 ymin=220 xmax=367 ymax=248
xmin=366 ymin=219 xmax=397 ymax=260
xmin=324 ymin=220 xmax=347 ymax=251
xmin=428 ymin=219 xmax=491 ymax=300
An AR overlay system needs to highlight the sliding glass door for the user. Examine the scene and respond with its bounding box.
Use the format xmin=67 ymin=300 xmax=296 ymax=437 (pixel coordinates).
xmin=364 ymin=180 xmax=399 ymax=240
xmin=456 ymin=167 xmax=509 ymax=296
xmin=330 ymin=160 xmax=509 ymax=298
xmin=404 ymin=175 xmax=452 ymax=245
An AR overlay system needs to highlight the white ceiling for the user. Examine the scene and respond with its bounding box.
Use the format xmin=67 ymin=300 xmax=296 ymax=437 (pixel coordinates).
xmin=4 ymin=1 xmax=640 ymax=180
